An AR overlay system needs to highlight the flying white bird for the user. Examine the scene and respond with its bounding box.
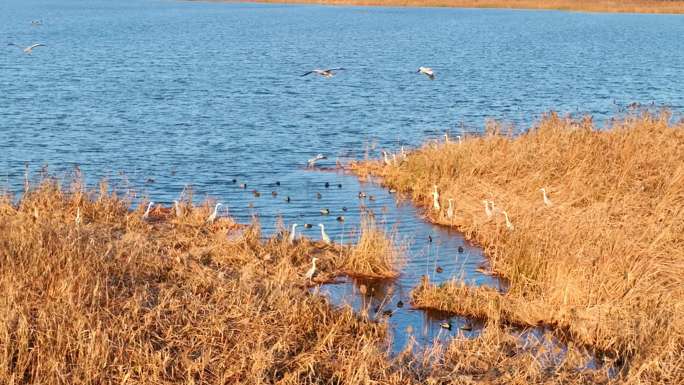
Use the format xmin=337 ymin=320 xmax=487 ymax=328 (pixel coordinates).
xmin=417 ymin=66 xmax=435 ymax=80
xmin=301 ymin=68 xmax=346 ymax=78
xmin=8 ymin=43 xmax=46 ymax=54
xmin=307 ymin=154 xmax=327 ymax=168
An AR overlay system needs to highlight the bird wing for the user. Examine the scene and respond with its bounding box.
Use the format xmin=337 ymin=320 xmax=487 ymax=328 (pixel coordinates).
xmin=28 ymin=43 xmax=46 ymax=50
xmin=326 ymin=68 xmax=346 ymax=72
xmin=7 ymin=43 xmax=21 ymax=49
xmin=301 ymin=71 xmax=314 ymax=77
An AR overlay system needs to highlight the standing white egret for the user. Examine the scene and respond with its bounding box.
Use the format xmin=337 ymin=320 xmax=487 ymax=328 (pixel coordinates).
xmin=8 ymin=43 xmax=46 ymax=54
xmin=432 ymin=185 xmax=440 ymax=211
xmin=444 ymin=133 xmax=449 ymax=143
xmin=457 ymin=135 xmax=463 ymax=145
xmin=540 ymin=188 xmax=553 ymax=207
xmin=483 ymin=200 xmax=493 ymax=218
xmin=301 ymin=68 xmax=345 ymax=78
xmin=75 ymin=207 xmax=81 ymax=225
xmin=382 ymin=151 xmax=392 ymax=166
xmin=446 ymin=199 xmax=454 ymax=220
xmin=417 ymin=66 xmax=435 ymax=80
xmin=318 ymin=223 xmax=331 ymax=244
xmin=305 ymin=257 xmax=318 ymax=282
xmin=206 ymin=203 xmax=222 ymax=223
xmin=289 ymin=223 xmax=298 ymax=244
xmin=173 ymin=200 xmax=182 ymax=218
xmin=502 ymin=211 xmax=514 ymax=231
xmin=142 ymin=202 xmax=154 ymax=219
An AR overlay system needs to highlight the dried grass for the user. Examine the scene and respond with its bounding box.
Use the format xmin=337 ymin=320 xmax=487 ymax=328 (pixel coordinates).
xmin=350 ymin=112 xmax=684 ymax=383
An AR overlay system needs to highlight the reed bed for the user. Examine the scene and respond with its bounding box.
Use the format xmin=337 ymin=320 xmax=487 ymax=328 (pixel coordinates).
xmin=343 ymin=216 xmax=404 ymax=279
xmin=0 ymin=179 xmax=397 ymax=384
xmin=0 ymin=175 xmax=620 ymax=383
xmin=351 ymin=112 xmax=684 ymax=383
xmin=228 ymin=0 xmax=684 ymax=14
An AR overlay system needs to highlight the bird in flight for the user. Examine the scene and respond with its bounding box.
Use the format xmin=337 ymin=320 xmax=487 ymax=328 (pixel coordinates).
xmin=417 ymin=66 xmax=435 ymax=80
xmin=301 ymin=68 xmax=346 ymax=78
xmin=8 ymin=43 xmax=46 ymax=54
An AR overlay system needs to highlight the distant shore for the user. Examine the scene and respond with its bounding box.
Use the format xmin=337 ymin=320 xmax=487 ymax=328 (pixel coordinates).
xmin=214 ymin=0 xmax=684 ymax=14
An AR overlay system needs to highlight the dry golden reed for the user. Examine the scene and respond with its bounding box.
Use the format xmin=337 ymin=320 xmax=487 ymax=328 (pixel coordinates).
xmin=0 ymin=174 xmax=621 ymax=384
xmin=343 ymin=215 xmax=404 ymax=279
xmin=351 ymin=112 xmax=684 ymax=383
xmin=225 ymin=0 xmax=684 ymax=14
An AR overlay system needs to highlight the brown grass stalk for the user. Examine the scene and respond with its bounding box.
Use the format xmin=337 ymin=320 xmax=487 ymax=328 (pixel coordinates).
xmin=351 ymin=112 xmax=684 ymax=383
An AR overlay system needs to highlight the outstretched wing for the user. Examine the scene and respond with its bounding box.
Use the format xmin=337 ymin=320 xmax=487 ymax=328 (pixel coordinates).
xmin=7 ymin=43 xmax=22 ymax=50
xmin=326 ymin=67 xmax=346 ymax=72
xmin=301 ymin=71 xmax=314 ymax=77
xmin=28 ymin=43 xmax=46 ymax=50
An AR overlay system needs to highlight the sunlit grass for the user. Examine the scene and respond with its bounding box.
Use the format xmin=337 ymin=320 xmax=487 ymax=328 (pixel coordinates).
xmin=351 ymin=112 xmax=684 ymax=383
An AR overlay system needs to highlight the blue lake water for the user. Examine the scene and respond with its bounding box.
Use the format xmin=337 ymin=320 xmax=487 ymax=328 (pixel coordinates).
xmin=1 ymin=0 xmax=683 ymax=353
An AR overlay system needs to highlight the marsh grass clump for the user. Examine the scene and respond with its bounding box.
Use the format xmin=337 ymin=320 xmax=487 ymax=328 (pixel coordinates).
xmin=352 ymin=112 xmax=684 ymax=383
xmin=0 ymin=177 xmax=404 ymax=384
xmin=343 ymin=215 xmax=404 ymax=279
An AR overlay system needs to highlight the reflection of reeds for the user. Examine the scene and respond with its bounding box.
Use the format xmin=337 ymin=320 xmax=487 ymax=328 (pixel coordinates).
xmin=343 ymin=215 xmax=404 ymax=279
xmin=241 ymin=0 xmax=684 ymax=14
xmin=352 ymin=112 xmax=684 ymax=383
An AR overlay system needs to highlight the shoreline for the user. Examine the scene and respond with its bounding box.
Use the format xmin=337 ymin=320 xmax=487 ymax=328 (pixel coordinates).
xmin=203 ymin=0 xmax=684 ymax=14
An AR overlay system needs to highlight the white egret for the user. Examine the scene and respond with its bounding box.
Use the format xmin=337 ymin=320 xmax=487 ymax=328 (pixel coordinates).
xmin=540 ymin=188 xmax=553 ymax=207
xmin=304 ymin=257 xmax=318 ymax=282
xmin=8 ymin=43 xmax=45 ymax=54
xmin=432 ymin=185 xmax=440 ymax=211
xmin=319 ymin=223 xmax=331 ymax=244
xmin=289 ymin=223 xmax=298 ymax=244
xmin=75 ymin=207 xmax=81 ymax=225
xmin=502 ymin=211 xmax=514 ymax=231
xmin=142 ymin=202 xmax=154 ymax=219
xmin=483 ymin=200 xmax=493 ymax=218
xmin=417 ymin=66 xmax=435 ymax=80
xmin=174 ymin=200 xmax=182 ymax=218
xmin=206 ymin=203 xmax=222 ymax=223
xmin=446 ymin=198 xmax=454 ymax=220
xmin=382 ymin=151 xmax=392 ymax=166
xmin=307 ymin=154 xmax=327 ymax=168
xmin=301 ymin=68 xmax=345 ymax=78
xmin=444 ymin=133 xmax=449 ymax=143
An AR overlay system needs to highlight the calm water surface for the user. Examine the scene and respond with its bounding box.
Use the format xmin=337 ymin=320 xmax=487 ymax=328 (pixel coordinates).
xmin=2 ymin=0 xmax=683 ymax=353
